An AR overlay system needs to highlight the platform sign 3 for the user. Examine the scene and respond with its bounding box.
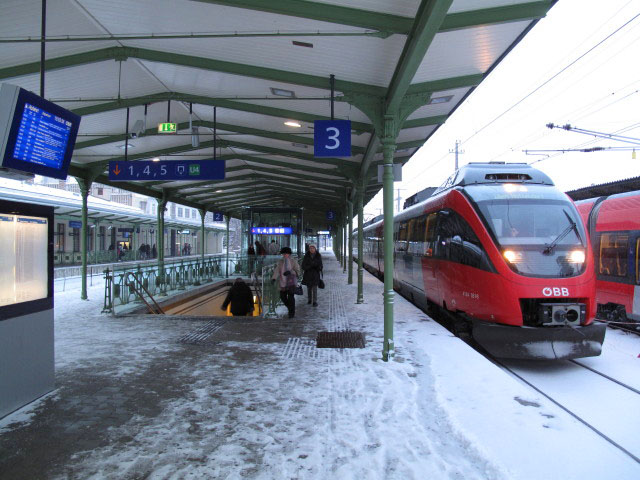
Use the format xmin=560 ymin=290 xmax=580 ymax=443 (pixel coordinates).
xmin=212 ymin=212 xmax=224 ymax=222
xmin=326 ymin=210 xmax=336 ymax=221
xmin=108 ymin=160 xmax=225 ymax=181
xmin=314 ymin=120 xmax=351 ymax=157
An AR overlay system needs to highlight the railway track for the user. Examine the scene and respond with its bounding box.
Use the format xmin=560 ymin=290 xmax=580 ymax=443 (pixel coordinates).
xmin=497 ymin=356 xmax=640 ymax=464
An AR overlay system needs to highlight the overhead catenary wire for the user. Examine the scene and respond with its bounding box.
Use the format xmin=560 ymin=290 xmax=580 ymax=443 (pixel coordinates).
xmin=461 ymin=10 xmax=640 ymax=147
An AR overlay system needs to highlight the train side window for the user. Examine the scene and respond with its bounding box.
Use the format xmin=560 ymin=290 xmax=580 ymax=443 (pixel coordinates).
xmin=435 ymin=209 xmax=491 ymax=270
xmin=424 ymin=213 xmax=437 ymax=257
xmin=599 ymin=233 xmax=628 ymax=277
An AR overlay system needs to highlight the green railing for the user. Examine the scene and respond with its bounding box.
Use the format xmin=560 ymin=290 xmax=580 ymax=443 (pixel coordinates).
xmin=103 ymin=253 xmax=284 ymax=315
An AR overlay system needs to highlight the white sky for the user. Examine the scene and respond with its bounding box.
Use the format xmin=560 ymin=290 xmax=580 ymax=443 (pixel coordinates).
xmin=365 ymin=0 xmax=640 ymax=218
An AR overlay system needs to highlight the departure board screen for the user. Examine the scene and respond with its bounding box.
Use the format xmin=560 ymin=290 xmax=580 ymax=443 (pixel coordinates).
xmin=12 ymin=103 xmax=73 ymax=170
xmin=1 ymin=86 xmax=80 ymax=180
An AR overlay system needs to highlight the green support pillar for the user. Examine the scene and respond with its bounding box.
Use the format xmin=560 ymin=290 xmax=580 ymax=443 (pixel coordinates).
xmin=225 ymin=215 xmax=230 ymax=278
xmin=199 ymin=208 xmax=206 ymax=264
xmin=347 ymin=200 xmax=353 ymax=285
xmin=76 ymin=178 xmax=92 ymax=300
xmin=342 ymin=216 xmax=347 ymax=274
xmin=157 ymin=193 xmax=168 ymax=294
xmin=356 ymin=187 xmax=364 ymax=303
xmin=131 ymin=222 xmax=136 ymax=260
xmin=381 ymin=127 xmax=397 ymax=361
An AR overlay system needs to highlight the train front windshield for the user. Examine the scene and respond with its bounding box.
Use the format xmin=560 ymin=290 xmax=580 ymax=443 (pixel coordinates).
xmin=467 ymin=185 xmax=587 ymax=277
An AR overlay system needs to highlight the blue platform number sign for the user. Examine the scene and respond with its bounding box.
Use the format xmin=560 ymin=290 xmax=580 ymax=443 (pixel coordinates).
xmin=213 ymin=212 xmax=224 ymax=222
xmin=326 ymin=210 xmax=336 ymax=221
xmin=314 ymin=120 xmax=351 ymax=157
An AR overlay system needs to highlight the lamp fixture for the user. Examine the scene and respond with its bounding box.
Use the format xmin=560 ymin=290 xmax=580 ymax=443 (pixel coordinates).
xmin=215 ymin=189 xmax=223 ymax=193
xmin=152 ymin=157 xmax=160 ymax=162
xmin=284 ymin=121 xmax=301 ymax=128
xmin=291 ymin=142 xmax=308 ymax=149
xmin=428 ymin=95 xmax=453 ymax=105
xmin=270 ymin=87 xmax=296 ymax=98
xmin=118 ymin=143 xmax=134 ymax=150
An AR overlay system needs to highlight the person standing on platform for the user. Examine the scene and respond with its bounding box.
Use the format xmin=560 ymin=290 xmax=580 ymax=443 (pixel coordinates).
xmin=152 ymin=244 xmax=157 ymax=258
xmin=255 ymin=240 xmax=266 ymax=256
xmin=301 ymin=244 xmax=323 ymax=307
xmin=221 ymin=278 xmax=255 ymax=316
xmin=267 ymin=239 xmax=280 ymax=256
xmin=272 ymin=246 xmax=301 ymax=318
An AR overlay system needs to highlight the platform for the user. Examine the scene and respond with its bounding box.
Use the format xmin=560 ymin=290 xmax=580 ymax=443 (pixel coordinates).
xmin=1 ymin=251 xmax=638 ymax=480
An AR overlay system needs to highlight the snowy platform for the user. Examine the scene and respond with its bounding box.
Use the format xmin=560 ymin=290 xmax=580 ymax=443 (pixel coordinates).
xmin=1 ymin=251 xmax=639 ymax=479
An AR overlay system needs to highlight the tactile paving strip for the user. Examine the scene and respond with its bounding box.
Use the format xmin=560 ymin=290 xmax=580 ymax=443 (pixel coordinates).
xmin=177 ymin=320 xmax=226 ymax=345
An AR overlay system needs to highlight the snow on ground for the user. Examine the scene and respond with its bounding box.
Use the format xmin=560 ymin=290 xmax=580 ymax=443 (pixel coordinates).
xmin=2 ymin=254 xmax=640 ymax=479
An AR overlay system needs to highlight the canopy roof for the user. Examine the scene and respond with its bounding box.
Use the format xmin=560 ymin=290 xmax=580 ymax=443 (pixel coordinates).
xmin=0 ymin=0 xmax=556 ymax=228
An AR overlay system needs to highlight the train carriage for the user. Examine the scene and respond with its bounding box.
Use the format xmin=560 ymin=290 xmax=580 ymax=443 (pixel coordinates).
xmin=576 ymin=191 xmax=640 ymax=328
xmin=358 ymin=163 xmax=606 ymax=360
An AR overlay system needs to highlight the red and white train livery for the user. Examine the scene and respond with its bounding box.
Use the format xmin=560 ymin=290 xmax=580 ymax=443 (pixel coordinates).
xmin=576 ymin=190 xmax=640 ymax=329
xmin=358 ymin=163 xmax=606 ymax=359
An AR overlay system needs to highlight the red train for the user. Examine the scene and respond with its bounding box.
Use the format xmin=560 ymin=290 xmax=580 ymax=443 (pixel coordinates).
xmin=576 ymin=191 xmax=640 ymax=330
xmin=358 ymin=162 xmax=606 ymax=360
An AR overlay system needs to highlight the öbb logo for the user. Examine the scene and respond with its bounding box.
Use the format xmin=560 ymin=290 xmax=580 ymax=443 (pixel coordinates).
xmin=542 ymin=287 xmax=569 ymax=297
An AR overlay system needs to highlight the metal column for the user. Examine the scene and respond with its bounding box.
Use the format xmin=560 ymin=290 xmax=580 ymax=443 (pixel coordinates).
xmin=381 ymin=138 xmax=397 ymax=361
xmin=356 ymin=188 xmax=364 ymax=303
xmin=347 ymin=200 xmax=353 ymax=284
xmin=77 ymin=178 xmax=91 ymax=300
xmin=225 ymin=215 xmax=230 ymax=278
xmin=157 ymin=193 xmax=168 ymax=294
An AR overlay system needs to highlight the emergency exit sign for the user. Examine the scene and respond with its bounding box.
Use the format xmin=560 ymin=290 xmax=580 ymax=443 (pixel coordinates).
xmin=157 ymin=122 xmax=177 ymax=134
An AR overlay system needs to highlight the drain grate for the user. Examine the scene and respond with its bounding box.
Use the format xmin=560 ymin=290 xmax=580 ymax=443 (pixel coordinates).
xmin=178 ymin=320 xmax=226 ymax=345
xmin=316 ymin=331 xmax=365 ymax=349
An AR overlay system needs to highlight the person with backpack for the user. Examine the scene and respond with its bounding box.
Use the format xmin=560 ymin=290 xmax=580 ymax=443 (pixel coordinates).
xmin=271 ymin=247 xmax=301 ymax=318
xmin=221 ymin=278 xmax=255 ymax=316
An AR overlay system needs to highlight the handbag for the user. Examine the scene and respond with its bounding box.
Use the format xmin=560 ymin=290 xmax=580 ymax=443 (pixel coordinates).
xmin=294 ymin=284 xmax=304 ymax=295
xmin=318 ymin=271 xmax=325 ymax=289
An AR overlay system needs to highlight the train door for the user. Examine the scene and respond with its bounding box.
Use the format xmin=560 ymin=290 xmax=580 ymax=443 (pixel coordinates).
xmin=422 ymin=212 xmax=439 ymax=302
xmin=633 ymin=236 xmax=640 ymax=320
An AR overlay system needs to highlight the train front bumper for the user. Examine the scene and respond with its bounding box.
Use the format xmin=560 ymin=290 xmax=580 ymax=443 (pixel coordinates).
xmin=471 ymin=321 xmax=607 ymax=360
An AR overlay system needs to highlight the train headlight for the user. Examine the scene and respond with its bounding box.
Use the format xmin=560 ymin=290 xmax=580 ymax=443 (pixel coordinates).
xmin=568 ymin=250 xmax=585 ymax=263
xmin=503 ymin=249 xmax=520 ymax=263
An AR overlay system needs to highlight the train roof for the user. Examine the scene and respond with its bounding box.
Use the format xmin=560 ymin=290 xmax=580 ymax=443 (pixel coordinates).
xmin=434 ymin=162 xmax=554 ymax=195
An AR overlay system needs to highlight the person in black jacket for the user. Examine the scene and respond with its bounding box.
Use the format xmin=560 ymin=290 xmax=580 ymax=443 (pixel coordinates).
xmin=301 ymin=244 xmax=323 ymax=307
xmin=221 ymin=278 xmax=255 ymax=316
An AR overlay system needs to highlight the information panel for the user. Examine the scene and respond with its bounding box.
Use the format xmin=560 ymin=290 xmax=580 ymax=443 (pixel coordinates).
xmin=251 ymin=227 xmax=292 ymax=235
xmin=0 ymin=214 xmax=48 ymax=307
xmin=109 ymin=160 xmax=225 ymax=181
xmin=0 ymin=84 xmax=81 ymax=180
xmin=13 ymin=103 xmax=73 ymax=170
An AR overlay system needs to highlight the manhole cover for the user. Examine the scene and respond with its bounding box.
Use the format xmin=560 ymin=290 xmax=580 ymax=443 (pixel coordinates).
xmin=178 ymin=320 xmax=226 ymax=345
xmin=316 ymin=331 xmax=365 ymax=349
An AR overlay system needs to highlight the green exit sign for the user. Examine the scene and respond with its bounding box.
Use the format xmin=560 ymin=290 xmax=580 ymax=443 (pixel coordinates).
xmin=157 ymin=122 xmax=177 ymax=133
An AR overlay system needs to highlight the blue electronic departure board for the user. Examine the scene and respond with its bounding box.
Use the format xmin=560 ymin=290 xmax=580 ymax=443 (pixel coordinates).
xmin=251 ymin=227 xmax=292 ymax=235
xmin=0 ymin=84 xmax=80 ymax=180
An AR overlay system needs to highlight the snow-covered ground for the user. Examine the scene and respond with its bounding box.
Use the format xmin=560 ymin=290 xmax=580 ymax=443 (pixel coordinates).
xmin=1 ymin=251 xmax=639 ymax=479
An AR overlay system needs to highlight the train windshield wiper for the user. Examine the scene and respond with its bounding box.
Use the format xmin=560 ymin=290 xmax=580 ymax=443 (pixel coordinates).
xmin=543 ymin=210 xmax=581 ymax=255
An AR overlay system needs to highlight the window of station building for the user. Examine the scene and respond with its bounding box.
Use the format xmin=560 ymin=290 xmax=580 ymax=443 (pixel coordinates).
xmin=97 ymin=187 xmax=104 ymax=196
xmin=72 ymin=227 xmax=80 ymax=252
xmin=598 ymin=232 xmax=628 ymax=277
xmin=55 ymin=223 xmax=65 ymax=252
xmin=178 ymin=207 xmax=183 ymax=217
xmin=99 ymin=226 xmax=106 ymax=251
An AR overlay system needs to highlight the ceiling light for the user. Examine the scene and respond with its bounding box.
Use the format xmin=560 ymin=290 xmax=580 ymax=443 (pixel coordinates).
xmin=118 ymin=143 xmax=134 ymax=150
xmin=284 ymin=121 xmax=301 ymax=128
xmin=428 ymin=95 xmax=453 ymax=105
xmin=292 ymin=41 xmax=313 ymax=48
xmin=215 ymin=189 xmax=223 ymax=193
xmin=291 ymin=142 xmax=308 ymax=149
xmin=152 ymin=157 xmax=160 ymax=162
xmin=270 ymin=87 xmax=296 ymax=98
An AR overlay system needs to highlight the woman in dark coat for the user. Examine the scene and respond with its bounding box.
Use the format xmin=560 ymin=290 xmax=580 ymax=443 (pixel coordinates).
xmin=221 ymin=278 xmax=255 ymax=316
xmin=301 ymin=244 xmax=323 ymax=306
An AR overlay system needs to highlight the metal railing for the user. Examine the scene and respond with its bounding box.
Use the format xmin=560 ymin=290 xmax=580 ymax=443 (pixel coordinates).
xmin=104 ymin=253 xmax=284 ymax=315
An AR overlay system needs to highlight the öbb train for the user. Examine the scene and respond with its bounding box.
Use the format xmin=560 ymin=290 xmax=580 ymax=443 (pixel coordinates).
xmin=357 ymin=163 xmax=606 ymax=360
xmin=576 ymin=190 xmax=640 ymax=331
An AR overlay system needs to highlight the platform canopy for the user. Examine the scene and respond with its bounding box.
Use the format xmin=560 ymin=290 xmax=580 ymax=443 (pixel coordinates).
xmin=0 ymin=0 xmax=556 ymax=227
